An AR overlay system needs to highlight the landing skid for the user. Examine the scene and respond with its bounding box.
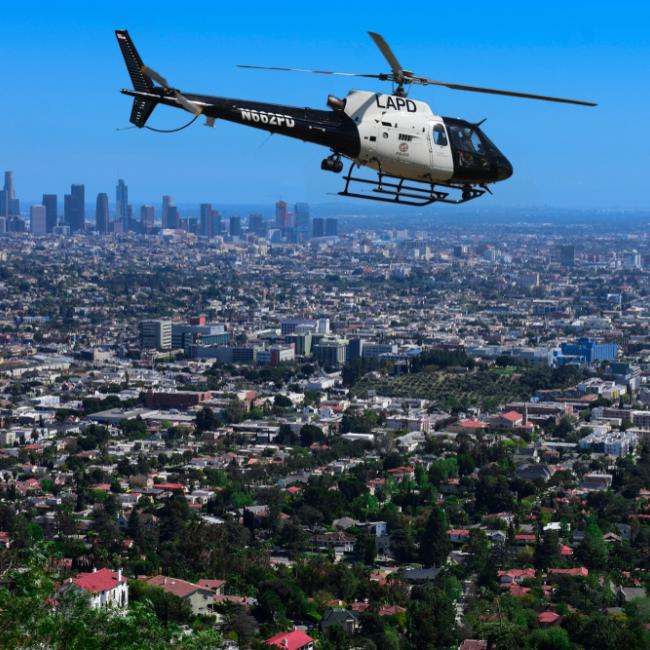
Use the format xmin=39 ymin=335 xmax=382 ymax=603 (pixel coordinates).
xmin=338 ymin=163 xmax=488 ymax=206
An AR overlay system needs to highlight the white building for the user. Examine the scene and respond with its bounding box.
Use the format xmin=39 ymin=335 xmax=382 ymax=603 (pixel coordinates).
xmin=65 ymin=568 xmax=128 ymax=609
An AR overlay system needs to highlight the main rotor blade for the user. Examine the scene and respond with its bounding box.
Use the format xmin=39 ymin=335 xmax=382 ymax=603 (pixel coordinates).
xmin=412 ymin=76 xmax=597 ymax=106
xmin=368 ymin=32 xmax=404 ymax=79
xmin=238 ymin=64 xmax=387 ymax=79
xmin=141 ymin=65 xmax=170 ymax=89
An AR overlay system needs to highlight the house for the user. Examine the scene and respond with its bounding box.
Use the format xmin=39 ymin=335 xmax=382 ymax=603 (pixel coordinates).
xmin=313 ymin=531 xmax=355 ymax=553
xmin=459 ymin=641 xmax=488 ymax=650
xmin=548 ymin=567 xmax=589 ymax=579
xmin=321 ymin=608 xmax=360 ymax=635
xmin=580 ymin=473 xmax=613 ymax=491
xmin=538 ymin=610 xmax=561 ymax=626
xmin=265 ymin=629 xmax=314 ymax=650
xmin=448 ymin=528 xmax=471 ymax=543
xmin=497 ymin=410 xmax=524 ymax=429
xmin=497 ymin=568 xmax=536 ymax=585
xmin=64 ymin=568 xmax=128 ymax=609
xmin=142 ymin=575 xmax=220 ymax=616
xmin=515 ymin=464 xmax=552 ymax=483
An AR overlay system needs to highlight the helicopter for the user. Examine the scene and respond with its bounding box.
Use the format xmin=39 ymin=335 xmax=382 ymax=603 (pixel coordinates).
xmin=116 ymin=30 xmax=596 ymax=206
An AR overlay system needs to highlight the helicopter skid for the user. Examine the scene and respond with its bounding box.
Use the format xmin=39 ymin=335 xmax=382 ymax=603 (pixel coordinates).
xmin=339 ymin=163 xmax=487 ymax=206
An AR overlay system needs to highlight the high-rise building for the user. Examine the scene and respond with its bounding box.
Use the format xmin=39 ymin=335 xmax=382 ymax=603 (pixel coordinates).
xmin=199 ymin=203 xmax=220 ymax=237
xmin=140 ymin=205 xmax=155 ymax=233
xmin=139 ymin=319 xmax=172 ymax=350
xmin=162 ymin=195 xmax=178 ymax=229
xmin=0 ymin=171 xmax=17 ymax=217
xmin=229 ymin=216 xmax=242 ymax=237
xmin=30 ymin=205 xmax=47 ymax=235
xmin=294 ymin=202 xmax=310 ymax=240
xmin=312 ymin=217 xmax=325 ymax=238
xmin=275 ymin=200 xmax=292 ymax=229
xmin=95 ymin=193 xmax=109 ymax=234
xmin=42 ymin=194 xmax=58 ymax=233
xmin=559 ymin=245 xmax=575 ymax=267
xmin=64 ymin=184 xmax=85 ymax=233
xmin=325 ymin=218 xmax=338 ymax=237
xmin=248 ymin=213 xmax=266 ymax=235
xmin=313 ymin=339 xmax=348 ymax=367
xmin=116 ymin=179 xmax=128 ymax=225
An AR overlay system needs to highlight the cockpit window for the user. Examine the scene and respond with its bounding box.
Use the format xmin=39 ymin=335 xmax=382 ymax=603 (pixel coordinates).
xmin=447 ymin=124 xmax=485 ymax=154
xmin=433 ymin=123 xmax=448 ymax=146
xmin=445 ymin=122 xmax=493 ymax=170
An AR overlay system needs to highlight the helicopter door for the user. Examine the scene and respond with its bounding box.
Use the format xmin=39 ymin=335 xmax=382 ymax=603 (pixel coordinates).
xmin=429 ymin=122 xmax=454 ymax=181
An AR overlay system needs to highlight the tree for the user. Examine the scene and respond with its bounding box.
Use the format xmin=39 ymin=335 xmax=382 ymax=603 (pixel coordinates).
xmin=577 ymin=516 xmax=608 ymax=570
xmin=535 ymin=530 xmax=561 ymax=570
xmin=299 ymin=424 xmax=325 ymax=447
xmin=420 ymin=507 xmax=451 ymax=567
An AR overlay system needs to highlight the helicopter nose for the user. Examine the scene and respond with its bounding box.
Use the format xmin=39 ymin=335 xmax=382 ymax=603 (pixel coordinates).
xmin=496 ymin=157 xmax=513 ymax=181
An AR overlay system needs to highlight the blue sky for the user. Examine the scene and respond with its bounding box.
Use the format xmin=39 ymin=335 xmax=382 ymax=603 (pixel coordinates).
xmin=2 ymin=1 xmax=649 ymax=211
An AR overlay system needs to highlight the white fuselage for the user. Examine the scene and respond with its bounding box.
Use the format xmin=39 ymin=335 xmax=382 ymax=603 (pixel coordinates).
xmin=343 ymin=90 xmax=454 ymax=182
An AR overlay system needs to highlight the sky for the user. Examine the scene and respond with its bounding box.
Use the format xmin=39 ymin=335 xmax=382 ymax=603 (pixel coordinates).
xmin=2 ymin=1 xmax=649 ymax=212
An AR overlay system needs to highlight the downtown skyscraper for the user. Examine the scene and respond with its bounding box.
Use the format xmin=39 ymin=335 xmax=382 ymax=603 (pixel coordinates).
xmin=64 ymin=184 xmax=85 ymax=233
xmin=116 ymin=179 xmax=128 ymax=227
xmin=95 ymin=193 xmax=109 ymax=234
xmin=42 ymin=194 xmax=58 ymax=233
xmin=0 ymin=171 xmax=19 ymax=217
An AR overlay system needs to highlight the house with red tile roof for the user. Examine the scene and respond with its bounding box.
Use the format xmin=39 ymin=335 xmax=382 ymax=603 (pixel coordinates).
xmin=64 ymin=568 xmax=128 ymax=609
xmin=265 ymin=629 xmax=314 ymax=650
xmin=142 ymin=575 xmax=221 ymax=616
xmin=548 ymin=567 xmax=589 ymax=578
xmin=497 ymin=568 xmax=536 ymax=585
xmin=538 ymin=610 xmax=561 ymax=626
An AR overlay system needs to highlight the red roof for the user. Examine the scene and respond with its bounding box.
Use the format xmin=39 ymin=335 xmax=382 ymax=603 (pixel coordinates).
xmin=549 ymin=567 xmax=588 ymax=577
xmin=538 ymin=610 xmax=561 ymax=624
xmin=72 ymin=568 xmax=126 ymax=593
xmin=459 ymin=419 xmax=487 ymax=429
xmin=509 ymin=584 xmax=531 ymax=597
xmin=501 ymin=410 xmax=523 ymax=422
xmin=155 ymin=483 xmax=185 ymax=491
xmin=265 ymin=629 xmax=314 ymax=649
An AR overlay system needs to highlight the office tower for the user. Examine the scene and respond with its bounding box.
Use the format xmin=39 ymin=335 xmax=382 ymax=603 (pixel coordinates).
xmin=64 ymin=184 xmax=85 ymax=233
xmin=248 ymin=213 xmax=266 ymax=235
xmin=325 ymin=218 xmax=338 ymax=236
xmin=559 ymin=245 xmax=575 ymax=267
xmin=95 ymin=193 xmax=109 ymax=234
xmin=139 ymin=319 xmax=172 ymax=350
xmin=0 ymin=171 xmax=16 ymax=217
xmin=312 ymin=217 xmax=325 ymax=238
xmin=294 ymin=202 xmax=310 ymax=239
xmin=347 ymin=337 xmax=365 ymax=362
xmin=229 ymin=216 xmax=242 ymax=237
xmin=126 ymin=204 xmax=135 ymax=232
xmin=201 ymin=203 xmax=223 ymax=238
xmin=140 ymin=204 xmax=155 ymax=233
xmin=115 ymin=179 xmax=128 ymax=225
xmin=162 ymin=195 xmax=177 ymax=228
xmin=275 ymin=200 xmax=292 ymax=229
xmin=42 ymin=194 xmax=58 ymax=232
xmin=30 ymin=205 xmax=47 ymax=235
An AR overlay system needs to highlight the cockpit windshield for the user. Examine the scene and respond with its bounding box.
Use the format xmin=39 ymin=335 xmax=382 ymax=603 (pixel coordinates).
xmin=446 ymin=124 xmax=486 ymax=155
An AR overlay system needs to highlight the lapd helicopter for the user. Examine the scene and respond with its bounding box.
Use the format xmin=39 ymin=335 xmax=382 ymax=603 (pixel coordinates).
xmin=116 ymin=30 xmax=595 ymax=206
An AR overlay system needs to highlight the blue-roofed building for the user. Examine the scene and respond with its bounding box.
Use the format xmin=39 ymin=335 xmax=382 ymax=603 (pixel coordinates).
xmin=560 ymin=338 xmax=618 ymax=365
